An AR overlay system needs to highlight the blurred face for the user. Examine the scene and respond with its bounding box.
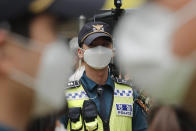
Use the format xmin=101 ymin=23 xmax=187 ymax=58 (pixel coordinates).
xmin=0 ymin=14 xmax=57 ymax=92
xmin=1 ymin=32 xmax=40 ymax=76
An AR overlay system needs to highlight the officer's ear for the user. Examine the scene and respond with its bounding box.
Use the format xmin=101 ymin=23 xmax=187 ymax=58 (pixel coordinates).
xmin=78 ymin=47 xmax=84 ymax=59
xmin=78 ymin=43 xmax=88 ymax=59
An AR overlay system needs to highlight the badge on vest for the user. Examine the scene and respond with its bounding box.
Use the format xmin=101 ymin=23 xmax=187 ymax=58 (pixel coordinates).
xmin=115 ymin=104 xmax=133 ymax=117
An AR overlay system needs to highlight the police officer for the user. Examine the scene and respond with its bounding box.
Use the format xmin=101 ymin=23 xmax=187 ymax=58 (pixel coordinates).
xmin=65 ymin=21 xmax=147 ymax=131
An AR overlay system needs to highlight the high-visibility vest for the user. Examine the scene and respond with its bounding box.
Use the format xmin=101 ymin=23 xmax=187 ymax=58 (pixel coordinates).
xmin=65 ymin=81 xmax=133 ymax=131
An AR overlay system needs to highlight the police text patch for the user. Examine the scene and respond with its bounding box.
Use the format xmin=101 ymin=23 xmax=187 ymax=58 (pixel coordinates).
xmin=116 ymin=104 xmax=133 ymax=117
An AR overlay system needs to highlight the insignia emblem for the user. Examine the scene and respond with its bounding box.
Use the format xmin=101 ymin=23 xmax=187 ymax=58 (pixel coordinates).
xmin=92 ymin=25 xmax=104 ymax=32
xmin=116 ymin=104 xmax=133 ymax=117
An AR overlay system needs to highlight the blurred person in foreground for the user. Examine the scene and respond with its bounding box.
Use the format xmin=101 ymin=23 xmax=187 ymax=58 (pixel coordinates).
xmin=64 ymin=21 xmax=147 ymax=131
xmin=0 ymin=0 xmax=105 ymax=131
xmin=114 ymin=0 xmax=196 ymax=130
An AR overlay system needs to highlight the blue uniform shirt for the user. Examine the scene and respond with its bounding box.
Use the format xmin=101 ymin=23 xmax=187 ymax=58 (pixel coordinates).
xmin=64 ymin=72 xmax=148 ymax=131
xmin=81 ymin=72 xmax=114 ymax=121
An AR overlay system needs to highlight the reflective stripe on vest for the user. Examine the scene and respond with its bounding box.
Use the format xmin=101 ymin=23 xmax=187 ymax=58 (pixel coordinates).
xmin=65 ymin=83 xmax=133 ymax=131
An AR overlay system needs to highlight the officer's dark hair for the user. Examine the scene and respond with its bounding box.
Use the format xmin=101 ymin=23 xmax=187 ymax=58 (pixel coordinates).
xmin=79 ymin=42 xmax=84 ymax=48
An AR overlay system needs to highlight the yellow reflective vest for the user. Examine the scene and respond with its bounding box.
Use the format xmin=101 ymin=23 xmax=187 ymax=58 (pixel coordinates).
xmin=65 ymin=81 xmax=133 ymax=131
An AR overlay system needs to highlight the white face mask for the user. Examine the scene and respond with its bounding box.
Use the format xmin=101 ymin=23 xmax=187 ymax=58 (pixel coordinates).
xmin=83 ymin=46 xmax=113 ymax=69
xmin=115 ymin=1 xmax=196 ymax=105
xmin=8 ymin=38 xmax=72 ymax=117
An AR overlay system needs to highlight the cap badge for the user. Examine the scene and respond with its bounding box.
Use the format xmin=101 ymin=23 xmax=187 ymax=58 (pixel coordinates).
xmin=92 ymin=25 xmax=104 ymax=32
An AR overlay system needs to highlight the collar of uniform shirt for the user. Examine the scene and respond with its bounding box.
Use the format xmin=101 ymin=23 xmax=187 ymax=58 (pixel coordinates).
xmin=81 ymin=71 xmax=115 ymax=92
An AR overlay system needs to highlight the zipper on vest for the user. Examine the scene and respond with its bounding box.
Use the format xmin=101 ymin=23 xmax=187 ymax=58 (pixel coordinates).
xmin=81 ymin=81 xmax=114 ymax=131
xmin=103 ymin=120 xmax=110 ymax=131
xmin=99 ymin=84 xmax=114 ymax=131
xmin=101 ymin=86 xmax=114 ymax=131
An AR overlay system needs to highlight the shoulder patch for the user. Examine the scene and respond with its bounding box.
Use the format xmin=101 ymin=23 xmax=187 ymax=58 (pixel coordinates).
xmin=135 ymin=90 xmax=152 ymax=114
xmin=136 ymin=99 xmax=150 ymax=114
xmin=65 ymin=80 xmax=81 ymax=89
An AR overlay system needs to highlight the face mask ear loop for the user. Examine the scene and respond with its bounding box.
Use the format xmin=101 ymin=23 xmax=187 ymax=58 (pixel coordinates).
xmin=78 ymin=59 xmax=82 ymax=69
xmin=78 ymin=47 xmax=85 ymax=67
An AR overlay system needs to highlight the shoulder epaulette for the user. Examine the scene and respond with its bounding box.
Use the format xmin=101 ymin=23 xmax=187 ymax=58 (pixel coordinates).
xmin=65 ymin=80 xmax=81 ymax=89
xmin=113 ymin=77 xmax=133 ymax=87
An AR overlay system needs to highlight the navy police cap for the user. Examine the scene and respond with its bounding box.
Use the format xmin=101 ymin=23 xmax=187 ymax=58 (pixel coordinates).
xmin=78 ymin=21 xmax=112 ymax=47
